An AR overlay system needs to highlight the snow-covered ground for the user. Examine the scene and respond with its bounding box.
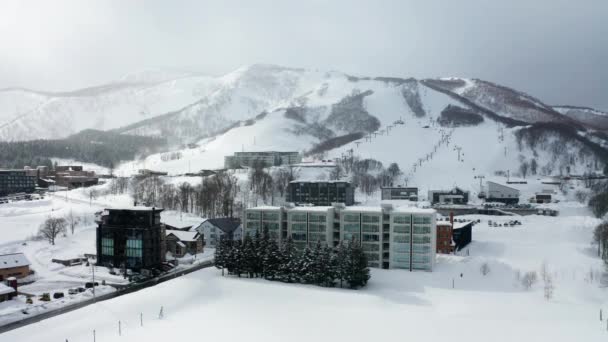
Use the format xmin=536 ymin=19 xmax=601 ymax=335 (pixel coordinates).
xmin=1 ymin=197 xmax=606 ymax=341
xmin=0 ymin=182 xmax=214 ymax=326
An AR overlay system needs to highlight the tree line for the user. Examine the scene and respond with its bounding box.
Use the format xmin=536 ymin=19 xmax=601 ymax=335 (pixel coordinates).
xmin=0 ymin=129 xmax=165 ymax=169
xmin=214 ymin=228 xmax=370 ymax=289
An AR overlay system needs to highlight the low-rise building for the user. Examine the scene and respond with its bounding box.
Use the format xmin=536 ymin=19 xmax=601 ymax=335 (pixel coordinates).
xmin=224 ymin=151 xmax=301 ymax=169
xmin=436 ymin=221 xmax=454 ymax=254
xmin=287 ymin=180 xmax=355 ymax=206
xmin=381 ymin=187 xmax=418 ymax=201
xmin=485 ymin=181 xmax=520 ymax=204
xmin=25 ymin=165 xmax=98 ymax=189
xmin=435 ymin=217 xmax=473 ymax=254
xmin=137 ymin=169 xmax=169 ymax=177
xmin=194 ymin=218 xmax=242 ymax=248
xmin=0 ymin=253 xmax=31 ymax=281
xmin=428 ymin=187 xmax=470 ymax=205
xmin=452 ymin=221 xmax=473 ymax=250
xmin=0 ymin=170 xmax=36 ymax=197
xmin=165 ymin=230 xmax=204 ymax=257
xmin=96 ymin=207 xmax=165 ymax=272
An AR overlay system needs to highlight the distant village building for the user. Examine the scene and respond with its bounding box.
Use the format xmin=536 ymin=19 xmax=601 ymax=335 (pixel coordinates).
xmin=137 ymin=169 xmax=169 ymax=177
xmin=244 ymin=203 xmax=437 ymax=271
xmin=485 ymin=181 xmax=520 ymax=204
xmin=533 ymin=192 xmax=552 ymax=204
xmin=194 ymin=218 xmax=242 ymax=248
xmin=0 ymin=253 xmax=31 ymax=281
xmin=165 ymin=230 xmax=204 ymax=258
xmin=96 ymin=207 xmax=165 ymax=272
xmin=287 ymin=180 xmax=355 ymax=206
xmin=25 ymin=165 xmax=98 ymax=190
xmin=428 ymin=187 xmax=470 ymax=205
xmin=381 ymin=187 xmax=418 ymax=201
xmin=224 ymin=151 xmax=301 ymax=169
xmin=0 ymin=170 xmax=36 ymax=197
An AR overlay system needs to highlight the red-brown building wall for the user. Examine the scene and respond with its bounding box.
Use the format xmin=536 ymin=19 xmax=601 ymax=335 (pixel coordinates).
xmin=436 ymin=224 xmax=453 ymax=254
xmin=0 ymin=265 xmax=30 ymax=281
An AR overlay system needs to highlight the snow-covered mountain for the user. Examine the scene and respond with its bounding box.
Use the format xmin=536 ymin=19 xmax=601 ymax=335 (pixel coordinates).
xmin=553 ymin=105 xmax=608 ymax=131
xmin=3 ymin=64 xmax=606 ymax=189
xmin=0 ymin=69 xmax=215 ymax=141
xmin=106 ymin=65 xmax=607 ymax=195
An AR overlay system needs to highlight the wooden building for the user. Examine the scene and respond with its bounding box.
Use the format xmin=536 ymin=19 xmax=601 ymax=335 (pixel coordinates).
xmin=165 ymin=230 xmax=204 ymax=258
xmin=0 ymin=253 xmax=31 ymax=281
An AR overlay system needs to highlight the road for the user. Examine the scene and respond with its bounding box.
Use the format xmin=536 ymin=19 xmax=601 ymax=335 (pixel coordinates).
xmin=0 ymin=260 xmax=214 ymax=335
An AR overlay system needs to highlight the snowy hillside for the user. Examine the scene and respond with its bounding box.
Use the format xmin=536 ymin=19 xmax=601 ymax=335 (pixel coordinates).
xmin=554 ymin=105 xmax=608 ymax=131
xmin=0 ymin=70 xmax=217 ymax=141
xmin=116 ymin=70 xmax=605 ymax=193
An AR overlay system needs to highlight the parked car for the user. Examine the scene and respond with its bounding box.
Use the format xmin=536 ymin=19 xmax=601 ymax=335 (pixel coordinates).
xmin=85 ymin=282 xmax=94 ymax=289
xmin=77 ymin=287 xmax=86 ymax=293
xmin=68 ymin=289 xmax=78 ymax=295
xmin=53 ymin=292 xmax=64 ymax=299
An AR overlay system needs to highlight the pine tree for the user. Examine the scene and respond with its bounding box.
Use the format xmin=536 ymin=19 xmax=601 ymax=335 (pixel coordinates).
xmin=253 ymin=229 xmax=263 ymax=277
xmin=230 ymin=240 xmax=243 ymax=277
xmin=346 ymin=239 xmax=370 ymax=289
xmin=310 ymin=241 xmax=324 ymax=286
xmin=336 ymin=242 xmax=349 ymax=288
xmin=279 ymin=237 xmax=298 ymax=283
xmin=263 ymin=239 xmax=281 ymax=280
xmin=214 ymin=236 xmax=226 ymax=276
xmin=326 ymin=246 xmax=338 ymax=287
xmin=242 ymin=234 xmax=256 ymax=278
xmin=258 ymin=227 xmax=270 ymax=277
xmin=299 ymin=246 xmax=315 ymax=284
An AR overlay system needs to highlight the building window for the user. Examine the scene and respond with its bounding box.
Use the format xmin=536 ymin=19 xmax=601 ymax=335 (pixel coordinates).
xmin=343 ymin=214 xmax=360 ymax=223
xmin=393 ymin=215 xmax=411 ymax=224
xmin=101 ymin=238 xmax=114 ymax=256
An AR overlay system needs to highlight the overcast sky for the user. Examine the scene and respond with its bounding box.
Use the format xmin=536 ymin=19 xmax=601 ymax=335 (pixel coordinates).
xmin=1 ymin=0 xmax=607 ymax=110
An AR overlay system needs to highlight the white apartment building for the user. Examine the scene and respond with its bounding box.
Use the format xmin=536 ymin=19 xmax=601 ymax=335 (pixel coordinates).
xmin=243 ymin=206 xmax=286 ymax=244
xmin=287 ymin=206 xmax=335 ymax=249
xmin=243 ymin=203 xmax=437 ymax=271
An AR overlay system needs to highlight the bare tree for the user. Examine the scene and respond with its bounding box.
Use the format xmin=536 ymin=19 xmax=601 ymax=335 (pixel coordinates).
xmin=65 ymin=210 xmax=80 ymax=235
xmin=543 ymin=274 xmax=554 ymax=300
xmin=540 ymin=261 xmax=549 ymax=282
xmin=38 ymin=217 xmax=67 ymax=245
xmin=519 ymin=161 xmax=529 ymax=179
xmin=521 ymin=271 xmax=538 ymax=290
xmin=480 ymin=262 xmax=491 ymax=276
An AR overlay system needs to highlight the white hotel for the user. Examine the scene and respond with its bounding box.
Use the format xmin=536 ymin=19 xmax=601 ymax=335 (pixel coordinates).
xmin=244 ymin=203 xmax=436 ymax=271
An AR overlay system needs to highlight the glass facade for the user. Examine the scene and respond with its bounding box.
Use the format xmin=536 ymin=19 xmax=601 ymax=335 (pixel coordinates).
xmin=101 ymin=238 xmax=114 ymax=256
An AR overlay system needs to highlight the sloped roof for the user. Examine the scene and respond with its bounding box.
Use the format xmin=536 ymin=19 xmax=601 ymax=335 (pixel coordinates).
xmin=205 ymin=218 xmax=242 ymax=234
xmin=0 ymin=253 xmax=30 ymax=269
xmin=0 ymin=283 xmax=14 ymax=296
xmin=166 ymin=230 xmax=200 ymax=242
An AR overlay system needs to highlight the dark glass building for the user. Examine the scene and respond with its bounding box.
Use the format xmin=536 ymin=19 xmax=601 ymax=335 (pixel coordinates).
xmin=96 ymin=208 xmax=165 ymax=272
xmin=287 ymin=181 xmax=354 ymax=206
xmin=0 ymin=170 xmax=36 ymax=197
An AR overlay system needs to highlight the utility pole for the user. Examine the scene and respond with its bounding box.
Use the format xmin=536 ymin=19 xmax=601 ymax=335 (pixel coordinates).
xmin=92 ymin=265 xmax=95 ymax=300
xmin=474 ymin=175 xmax=485 ymax=189
xmin=454 ymin=146 xmax=462 ymax=161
